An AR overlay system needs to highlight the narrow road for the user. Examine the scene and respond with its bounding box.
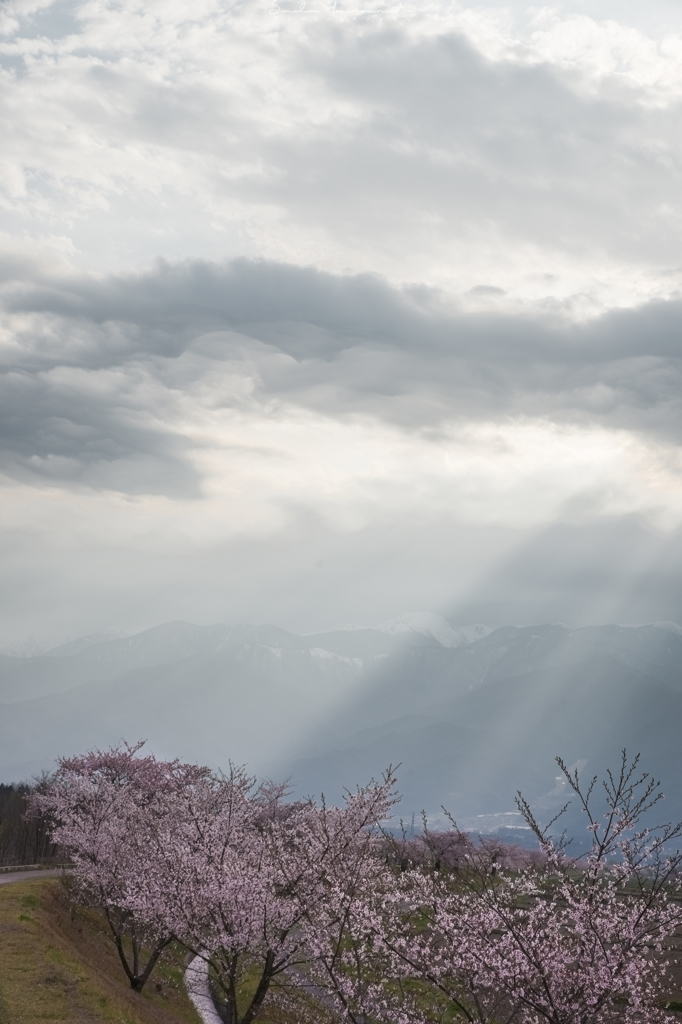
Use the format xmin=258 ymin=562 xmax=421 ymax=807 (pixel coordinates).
xmin=184 ymin=956 xmax=224 ymax=1024
xmin=0 ymin=868 xmax=63 ymax=886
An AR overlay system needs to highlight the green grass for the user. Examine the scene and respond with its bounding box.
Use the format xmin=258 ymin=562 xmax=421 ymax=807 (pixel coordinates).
xmin=0 ymin=879 xmax=341 ymax=1024
xmin=0 ymin=879 xmax=203 ymax=1024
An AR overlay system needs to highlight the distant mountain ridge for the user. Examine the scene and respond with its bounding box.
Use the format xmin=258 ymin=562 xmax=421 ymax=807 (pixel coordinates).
xmin=375 ymin=612 xmax=491 ymax=648
xmin=0 ymin=614 xmax=486 ymax=705
xmin=2 ymin=616 xmax=682 ymax=830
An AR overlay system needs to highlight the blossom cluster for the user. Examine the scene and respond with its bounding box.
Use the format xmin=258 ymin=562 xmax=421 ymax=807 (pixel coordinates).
xmin=31 ymin=745 xmax=682 ymax=1024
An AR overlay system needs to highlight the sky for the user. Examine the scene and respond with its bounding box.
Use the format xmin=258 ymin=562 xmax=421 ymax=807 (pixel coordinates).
xmin=2 ymin=0 xmax=682 ymax=646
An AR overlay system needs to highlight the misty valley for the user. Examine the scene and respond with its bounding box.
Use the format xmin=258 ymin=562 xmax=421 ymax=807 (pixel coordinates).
xmin=2 ymin=613 xmax=682 ymax=830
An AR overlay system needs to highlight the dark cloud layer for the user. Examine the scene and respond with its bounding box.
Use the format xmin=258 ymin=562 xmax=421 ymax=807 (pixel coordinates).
xmin=1 ymin=256 xmax=682 ymax=494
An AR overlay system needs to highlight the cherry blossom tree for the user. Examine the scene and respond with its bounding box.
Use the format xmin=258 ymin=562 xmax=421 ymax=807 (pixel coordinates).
xmin=336 ymin=751 xmax=682 ymax=1024
xmin=33 ymin=740 xmax=682 ymax=1024
xmin=132 ymin=765 xmax=399 ymax=1024
xmin=29 ymin=741 xmax=209 ymax=992
xmin=268 ymin=770 xmax=400 ymax=1021
xmin=131 ymin=764 xmax=297 ymax=1024
xmin=31 ymin=742 xmax=398 ymax=1020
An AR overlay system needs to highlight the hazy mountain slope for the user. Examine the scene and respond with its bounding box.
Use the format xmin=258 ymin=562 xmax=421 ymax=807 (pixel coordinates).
xmin=0 ymin=654 xmax=99 ymax=704
xmin=0 ymin=621 xmax=413 ymax=704
xmin=284 ymin=623 xmax=682 ymax=818
xmin=287 ymin=654 xmax=682 ymax=820
xmin=305 ymin=625 xmax=569 ymax=742
xmin=0 ymin=640 xmax=373 ymax=780
xmin=0 ymin=621 xmax=234 ymax=702
xmin=45 ymin=630 xmax=128 ymax=657
xmin=298 ymin=630 xmax=401 ymax=658
xmin=3 ymin=619 xmax=682 ymax=829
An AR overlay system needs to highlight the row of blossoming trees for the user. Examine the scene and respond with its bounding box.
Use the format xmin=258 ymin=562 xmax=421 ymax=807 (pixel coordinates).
xmin=30 ymin=742 xmax=682 ymax=1024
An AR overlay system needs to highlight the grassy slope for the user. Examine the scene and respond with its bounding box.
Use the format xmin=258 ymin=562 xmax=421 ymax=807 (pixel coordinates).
xmin=0 ymin=879 xmax=203 ymax=1024
xmin=3 ymin=877 xmax=680 ymax=1023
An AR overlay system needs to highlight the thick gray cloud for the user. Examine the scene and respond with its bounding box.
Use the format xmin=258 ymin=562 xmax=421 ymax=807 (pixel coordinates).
xmin=2 ymin=257 xmax=682 ymax=494
xmin=0 ymin=371 xmax=199 ymax=493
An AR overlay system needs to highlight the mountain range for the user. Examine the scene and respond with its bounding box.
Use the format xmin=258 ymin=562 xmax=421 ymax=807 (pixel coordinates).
xmin=2 ymin=614 xmax=682 ymax=833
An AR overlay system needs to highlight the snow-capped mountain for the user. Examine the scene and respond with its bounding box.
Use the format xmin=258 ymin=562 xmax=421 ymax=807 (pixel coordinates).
xmin=375 ymin=611 xmax=491 ymax=648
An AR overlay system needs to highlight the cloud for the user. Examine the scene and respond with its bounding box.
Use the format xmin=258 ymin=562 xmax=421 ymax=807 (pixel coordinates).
xmin=0 ymin=1 xmax=681 ymax=307
xmin=4 ymin=256 xmax=682 ymax=466
xmin=0 ymin=361 xmax=199 ymax=494
xmin=1 ymin=248 xmax=682 ymax=654
xmin=1 ymin=0 xmax=682 ymax=639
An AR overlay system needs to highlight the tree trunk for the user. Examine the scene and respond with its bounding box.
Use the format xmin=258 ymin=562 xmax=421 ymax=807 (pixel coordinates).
xmin=240 ymin=950 xmax=276 ymax=1024
xmin=104 ymin=906 xmax=172 ymax=993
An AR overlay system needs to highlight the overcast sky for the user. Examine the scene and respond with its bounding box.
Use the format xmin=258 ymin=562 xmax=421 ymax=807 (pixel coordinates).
xmin=2 ymin=0 xmax=682 ymax=645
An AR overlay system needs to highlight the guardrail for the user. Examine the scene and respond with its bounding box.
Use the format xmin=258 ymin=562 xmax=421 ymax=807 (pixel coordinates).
xmin=0 ymin=863 xmax=72 ymax=873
